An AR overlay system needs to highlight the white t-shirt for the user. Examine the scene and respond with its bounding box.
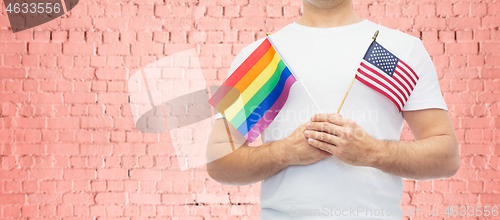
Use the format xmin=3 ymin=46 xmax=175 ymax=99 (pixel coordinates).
xmin=215 ymin=20 xmax=447 ymax=219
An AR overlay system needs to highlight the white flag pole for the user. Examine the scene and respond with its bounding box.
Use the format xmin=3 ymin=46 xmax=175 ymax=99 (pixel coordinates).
xmin=266 ymin=33 xmax=323 ymax=113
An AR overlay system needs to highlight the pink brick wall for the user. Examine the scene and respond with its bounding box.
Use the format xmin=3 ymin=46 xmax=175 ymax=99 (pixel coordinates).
xmin=0 ymin=0 xmax=499 ymax=219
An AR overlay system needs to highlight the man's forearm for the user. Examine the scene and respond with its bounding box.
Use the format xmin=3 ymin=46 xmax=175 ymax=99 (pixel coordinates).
xmin=373 ymin=134 xmax=460 ymax=181
xmin=207 ymin=140 xmax=286 ymax=186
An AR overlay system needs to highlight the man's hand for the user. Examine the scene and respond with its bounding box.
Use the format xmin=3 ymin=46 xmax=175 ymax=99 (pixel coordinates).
xmin=303 ymin=110 xmax=460 ymax=181
xmin=281 ymin=123 xmax=333 ymax=166
xmin=303 ymin=113 xmax=382 ymax=167
xmin=207 ymin=119 xmax=332 ymax=186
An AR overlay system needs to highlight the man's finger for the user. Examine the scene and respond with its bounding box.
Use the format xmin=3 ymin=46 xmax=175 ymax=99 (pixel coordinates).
xmin=306 ymin=121 xmax=343 ymax=136
xmin=307 ymin=137 xmax=340 ymax=155
xmin=305 ymin=130 xmax=340 ymax=146
xmin=311 ymin=113 xmax=345 ymax=126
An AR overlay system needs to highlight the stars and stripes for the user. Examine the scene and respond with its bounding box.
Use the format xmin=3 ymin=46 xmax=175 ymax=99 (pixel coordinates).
xmin=355 ymin=41 xmax=419 ymax=112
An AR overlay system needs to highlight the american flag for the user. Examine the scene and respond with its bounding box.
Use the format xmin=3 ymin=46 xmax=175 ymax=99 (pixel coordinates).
xmin=355 ymin=41 xmax=419 ymax=112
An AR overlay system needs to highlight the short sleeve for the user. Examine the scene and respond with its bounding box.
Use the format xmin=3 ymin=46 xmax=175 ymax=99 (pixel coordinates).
xmin=213 ymin=39 xmax=266 ymax=119
xmin=402 ymin=39 xmax=448 ymax=111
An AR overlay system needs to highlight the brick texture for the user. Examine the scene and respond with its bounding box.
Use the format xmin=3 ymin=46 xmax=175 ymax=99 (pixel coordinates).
xmin=0 ymin=0 xmax=499 ymax=219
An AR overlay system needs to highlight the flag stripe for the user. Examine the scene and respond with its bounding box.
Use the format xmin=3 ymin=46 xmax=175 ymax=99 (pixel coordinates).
xmin=392 ymin=71 xmax=412 ymax=96
xmin=211 ymin=87 xmax=241 ymax=114
xmin=214 ymin=49 xmax=277 ymax=111
xmin=237 ymin=66 xmax=293 ymax=135
xmin=229 ymin=60 xmax=286 ymax=128
xmin=399 ymin=60 xmax=419 ymax=80
xmin=239 ymin=53 xmax=282 ymax=101
xmin=397 ymin=64 xmax=418 ymax=86
xmin=357 ymin=68 xmax=405 ymax=108
xmin=222 ymin=39 xmax=272 ymax=87
xmin=356 ymin=74 xmax=402 ymax=111
xmin=209 ymin=40 xmax=274 ymax=109
xmin=244 ymin=72 xmax=297 ymax=142
xmin=355 ymin=40 xmax=418 ymax=112
xmin=391 ymin=72 xmax=411 ymax=97
xmin=222 ymin=53 xmax=282 ymax=122
xmin=394 ymin=69 xmax=414 ymax=90
xmin=209 ymin=37 xmax=298 ymax=143
xmin=232 ymin=49 xmax=276 ymax=93
xmin=360 ymin=62 xmax=408 ymax=101
xmin=396 ymin=64 xmax=417 ymax=85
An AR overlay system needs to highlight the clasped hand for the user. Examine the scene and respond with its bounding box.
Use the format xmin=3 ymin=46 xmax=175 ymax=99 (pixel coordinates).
xmin=302 ymin=113 xmax=384 ymax=167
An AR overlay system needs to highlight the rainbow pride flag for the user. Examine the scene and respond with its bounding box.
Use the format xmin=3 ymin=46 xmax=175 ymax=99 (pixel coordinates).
xmin=209 ymin=37 xmax=297 ymax=142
